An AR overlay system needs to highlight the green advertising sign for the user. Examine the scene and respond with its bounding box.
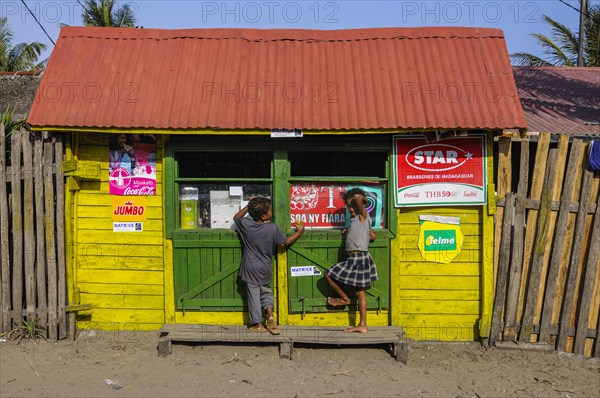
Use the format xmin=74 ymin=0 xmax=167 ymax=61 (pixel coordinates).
xmin=424 ymin=230 xmax=457 ymax=251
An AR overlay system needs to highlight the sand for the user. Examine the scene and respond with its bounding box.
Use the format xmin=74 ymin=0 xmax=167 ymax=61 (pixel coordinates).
xmin=1 ymin=330 xmax=599 ymax=397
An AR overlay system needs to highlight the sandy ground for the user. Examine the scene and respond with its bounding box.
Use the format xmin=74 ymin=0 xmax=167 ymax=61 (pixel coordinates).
xmin=1 ymin=330 xmax=599 ymax=398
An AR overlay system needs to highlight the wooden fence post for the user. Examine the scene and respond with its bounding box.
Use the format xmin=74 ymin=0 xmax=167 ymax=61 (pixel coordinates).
xmin=518 ymin=133 xmax=550 ymax=324
xmin=573 ymin=183 xmax=600 ymax=355
xmin=10 ymin=130 xmax=23 ymax=327
xmin=519 ymin=149 xmax=558 ymax=342
xmin=504 ymin=139 xmax=529 ymax=340
xmin=21 ymin=130 xmax=36 ymax=321
xmin=55 ymin=138 xmax=67 ymax=339
xmin=533 ymin=135 xmax=569 ymax=336
xmin=596 ymin=313 xmax=600 ymax=358
xmin=490 ymin=192 xmax=515 ymax=345
xmin=539 ymin=139 xmax=583 ymax=343
xmin=34 ymin=132 xmax=47 ymax=330
xmin=494 ymin=137 xmax=512 ymax=288
xmin=0 ymin=124 xmax=11 ymax=333
xmin=557 ymin=161 xmax=594 ymax=352
xmin=44 ymin=136 xmax=58 ymax=341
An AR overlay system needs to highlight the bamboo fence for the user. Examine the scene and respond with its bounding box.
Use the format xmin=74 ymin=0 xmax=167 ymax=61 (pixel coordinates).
xmin=491 ymin=133 xmax=600 ymax=358
xmin=0 ymin=125 xmax=67 ymax=340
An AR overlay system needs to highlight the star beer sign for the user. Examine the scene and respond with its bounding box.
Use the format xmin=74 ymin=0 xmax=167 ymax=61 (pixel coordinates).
xmin=393 ymin=135 xmax=487 ymax=207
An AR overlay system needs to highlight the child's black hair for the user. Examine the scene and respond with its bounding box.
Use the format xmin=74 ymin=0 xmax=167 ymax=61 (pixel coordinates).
xmin=248 ymin=197 xmax=272 ymax=221
xmin=343 ymin=188 xmax=367 ymax=203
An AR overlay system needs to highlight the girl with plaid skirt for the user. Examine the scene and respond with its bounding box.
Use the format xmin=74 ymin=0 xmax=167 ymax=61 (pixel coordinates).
xmin=324 ymin=188 xmax=378 ymax=333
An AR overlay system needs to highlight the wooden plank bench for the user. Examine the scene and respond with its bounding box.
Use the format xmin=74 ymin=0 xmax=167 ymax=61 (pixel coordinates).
xmin=158 ymin=324 xmax=407 ymax=364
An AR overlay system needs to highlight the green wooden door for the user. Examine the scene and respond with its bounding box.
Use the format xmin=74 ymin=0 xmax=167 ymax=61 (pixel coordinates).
xmin=167 ymin=136 xmax=393 ymax=315
xmin=173 ymin=230 xmax=246 ymax=312
xmin=287 ymin=230 xmax=390 ymax=314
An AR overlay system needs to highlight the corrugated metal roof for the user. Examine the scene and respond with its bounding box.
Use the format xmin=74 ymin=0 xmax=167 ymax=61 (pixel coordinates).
xmin=512 ymin=66 xmax=600 ymax=137
xmin=28 ymin=26 xmax=527 ymax=132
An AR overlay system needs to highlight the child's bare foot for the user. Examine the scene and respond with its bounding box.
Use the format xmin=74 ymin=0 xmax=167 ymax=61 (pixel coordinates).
xmin=344 ymin=326 xmax=368 ymax=333
xmin=327 ymin=297 xmax=350 ymax=306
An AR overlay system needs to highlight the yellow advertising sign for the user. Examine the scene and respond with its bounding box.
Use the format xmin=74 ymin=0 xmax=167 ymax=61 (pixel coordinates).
xmin=418 ymin=215 xmax=464 ymax=264
xmin=111 ymin=196 xmax=147 ymax=221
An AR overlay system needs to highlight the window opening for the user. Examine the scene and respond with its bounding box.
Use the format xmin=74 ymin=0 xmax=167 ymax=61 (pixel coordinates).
xmin=174 ymin=151 xmax=272 ymax=229
xmin=289 ymin=151 xmax=387 ymax=177
xmin=177 ymin=151 xmax=271 ymax=178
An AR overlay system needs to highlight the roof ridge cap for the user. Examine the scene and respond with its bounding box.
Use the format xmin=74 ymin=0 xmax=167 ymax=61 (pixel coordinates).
xmin=62 ymin=33 xmax=505 ymax=43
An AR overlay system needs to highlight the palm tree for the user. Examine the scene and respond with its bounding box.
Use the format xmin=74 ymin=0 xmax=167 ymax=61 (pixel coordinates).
xmin=0 ymin=17 xmax=47 ymax=72
xmin=82 ymin=0 xmax=137 ymax=27
xmin=511 ymin=4 xmax=600 ymax=66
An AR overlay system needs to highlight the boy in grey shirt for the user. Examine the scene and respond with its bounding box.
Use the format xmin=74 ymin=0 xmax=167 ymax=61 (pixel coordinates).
xmin=234 ymin=197 xmax=304 ymax=334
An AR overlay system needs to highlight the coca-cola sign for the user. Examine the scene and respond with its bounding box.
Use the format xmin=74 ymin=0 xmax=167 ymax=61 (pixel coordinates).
xmin=108 ymin=133 xmax=157 ymax=196
xmin=393 ymin=135 xmax=487 ymax=207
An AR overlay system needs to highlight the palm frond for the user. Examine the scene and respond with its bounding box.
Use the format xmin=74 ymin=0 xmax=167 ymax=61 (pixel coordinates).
xmin=2 ymin=105 xmax=27 ymax=160
xmin=7 ymin=41 xmax=47 ymax=71
xmin=31 ymin=58 xmax=48 ymax=72
xmin=515 ymin=7 xmax=600 ymax=67
xmin=0 ymin=17 xmax=14 ymax=44
xmin=532 ymin=33 xmax=576 ymax=66
xmin=0 ymin=17 xmax=46 ymax=72
xmin=543 ymin=15 xmax=579 ymax=57
xmin=114 ymin=4 xmax=136 ymax=27
xmin=82 ymin=0 xmax=137 ymax=27
xmin=0 ymin=17 xmax=14 ymax=71
xmin=2 ymin=105 xmax=27 ymax=133
xmin=584 ymin=4 xmax=600 ymax=66
xmin=510 ymin=52 xmax=554 ymax=66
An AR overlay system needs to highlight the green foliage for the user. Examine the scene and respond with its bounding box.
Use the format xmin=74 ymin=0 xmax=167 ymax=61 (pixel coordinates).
xmin=2 ymin=105 xmax=26 ymax=141
xmin=1 ymin=105 xmax=27 ymax=163
xmin=2 ymin=318 xmax=47 ymax=343
xmin=0 ymin=17 xmax=47 ymax=72
xmin=82 ymin=0 xmax=137 ymax=27
xmin=2 ymin=105 xmax=26 ymax=134
xmin=511 ymin=4 xmax=600 ymax=67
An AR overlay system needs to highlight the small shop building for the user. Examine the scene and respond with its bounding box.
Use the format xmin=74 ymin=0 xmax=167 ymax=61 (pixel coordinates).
xmin=27 ymin=26 xmax=527 ymax=341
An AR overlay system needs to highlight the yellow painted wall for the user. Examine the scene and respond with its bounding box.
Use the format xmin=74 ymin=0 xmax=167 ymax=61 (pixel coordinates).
xmin=69 ymin=132 xmax=494 ymax=338
xmin=73 ymin=133 xmax=165 ymax=331
xmin=390 ymin=133 xmax=495 ymax=341
xmin=391 ymin=207 xmax=485 ymax=341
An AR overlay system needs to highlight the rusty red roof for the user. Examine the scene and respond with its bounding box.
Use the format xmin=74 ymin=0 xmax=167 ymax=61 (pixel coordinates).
xmin=28 ymin=26 xmax=526 ymax=132
xmin=512 ymin=66 xmax=600 ymax=137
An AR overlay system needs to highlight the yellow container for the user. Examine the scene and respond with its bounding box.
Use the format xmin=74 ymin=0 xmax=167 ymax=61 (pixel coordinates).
xmin=180 ymin=200 xmax=198 ymax=229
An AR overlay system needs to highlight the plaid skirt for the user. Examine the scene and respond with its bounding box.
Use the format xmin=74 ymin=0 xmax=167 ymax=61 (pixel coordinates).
xmin=325 ymin=251 xmax=378 ymax=288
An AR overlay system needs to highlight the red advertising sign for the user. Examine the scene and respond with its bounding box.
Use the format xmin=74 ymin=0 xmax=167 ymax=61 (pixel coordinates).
xmin=393 ymin=135 xmax=487 ymax=206
xmin=290 ymin=184 xmax=385 ymax=229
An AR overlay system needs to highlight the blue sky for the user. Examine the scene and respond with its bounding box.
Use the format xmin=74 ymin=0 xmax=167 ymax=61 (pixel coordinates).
xmin=2 ymin=0 xmax=597 ymax=63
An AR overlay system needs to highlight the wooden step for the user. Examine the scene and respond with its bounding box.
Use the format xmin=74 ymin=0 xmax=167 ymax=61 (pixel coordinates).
xmin=157 ymin=324 xmax=408 ymax=364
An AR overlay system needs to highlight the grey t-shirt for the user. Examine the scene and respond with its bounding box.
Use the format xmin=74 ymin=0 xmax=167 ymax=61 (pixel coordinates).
xmin=345 ymin=215 xmax=372 ymax=252
xmin=234 ymin=217 xmax=287 ymax=285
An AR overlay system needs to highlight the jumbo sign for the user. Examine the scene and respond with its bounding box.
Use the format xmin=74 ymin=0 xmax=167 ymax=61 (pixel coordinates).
xmin=111 ymin=196 xmax=147 ymax=222
xmin=393 ymin=135 xmax=487 ymax=207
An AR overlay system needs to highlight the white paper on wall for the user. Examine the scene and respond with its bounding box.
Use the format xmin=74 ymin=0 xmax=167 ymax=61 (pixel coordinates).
xmin=210 ymin=190 xmax=240 ymax=228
